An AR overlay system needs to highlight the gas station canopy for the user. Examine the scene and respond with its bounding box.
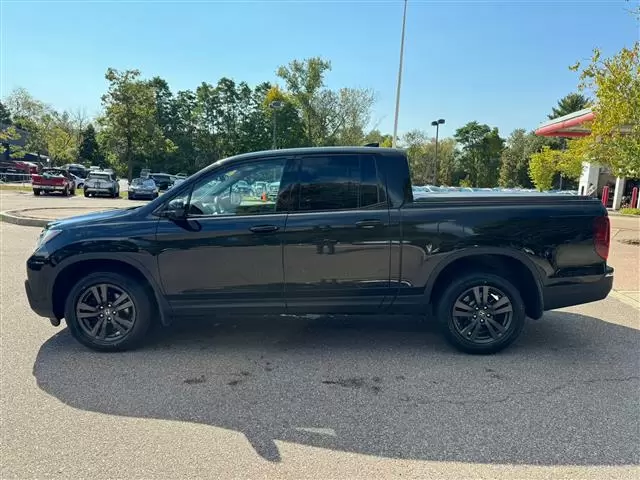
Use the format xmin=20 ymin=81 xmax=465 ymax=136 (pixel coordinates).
xmin=534 ymin=108 xmax=594 ymax=138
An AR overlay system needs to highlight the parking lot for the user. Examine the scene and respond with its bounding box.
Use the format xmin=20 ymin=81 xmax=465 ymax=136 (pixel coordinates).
xmin=1 ymin=191 xmax=639 ymax=479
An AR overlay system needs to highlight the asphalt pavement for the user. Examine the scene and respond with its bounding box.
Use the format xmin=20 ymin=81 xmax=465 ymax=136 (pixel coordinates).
xmin=1 ymin=195 xmax=639 ymax=479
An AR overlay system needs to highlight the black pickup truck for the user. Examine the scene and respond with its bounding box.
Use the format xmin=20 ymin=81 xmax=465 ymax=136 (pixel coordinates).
xmin=25 ymin=146 xmax=613 ymax=353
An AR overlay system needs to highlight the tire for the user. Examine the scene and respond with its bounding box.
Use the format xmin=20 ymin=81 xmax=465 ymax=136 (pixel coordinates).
xmin=128 ymin=193 xmax=134 ymax=200
xmin=70 ymin=188 xmax=76 ymax=196
xmin=436 ymin=272 xmax=525 ymax=354
xmin=33 ymin=189 xmax=41 ymax=196
xmin=84 ymin=190 xmax=90 ymax=198
xmin=62 ymin=186 xmax=69 ymax=197
xmin=64 ymin=271 xmax=153 ymax=352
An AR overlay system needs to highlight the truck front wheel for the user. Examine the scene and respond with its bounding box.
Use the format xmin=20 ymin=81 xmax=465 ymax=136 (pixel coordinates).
xmin=33 ymin=189 xmax=41 ymax=196
xmin=436 ymin=272 xmax=525 ymax=354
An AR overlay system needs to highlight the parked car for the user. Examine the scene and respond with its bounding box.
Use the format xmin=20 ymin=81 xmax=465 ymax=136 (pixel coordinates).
xmin=84 ymin=171 xmax=119 ymax=198
xmin=150 ymin=173 xmax=173 ymax=191
xmin=25 ymin=146 xmax=613 ymax=353
xmin=252 ymin=181 xmax=268 ymax=197
xmin=62 ymin=163 xmax=88 ymax=179
xmin=31 ymin=168 xmax=76 ymax=196
xmin=128 ymin=178 xmax=159 ymax=200
xmin=70 ymin=173 xmax=84 ymax=189
xmin=170 ymin=178 xmax=185 ymax=189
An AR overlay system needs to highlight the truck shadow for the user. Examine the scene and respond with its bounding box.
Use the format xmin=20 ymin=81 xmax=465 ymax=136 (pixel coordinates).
xmin=33 ymin=312 xmax=639 ymax=466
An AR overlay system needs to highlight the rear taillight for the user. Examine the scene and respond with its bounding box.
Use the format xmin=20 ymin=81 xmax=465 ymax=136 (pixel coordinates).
xmin=593 ymin=216 xmax=610 ymax=260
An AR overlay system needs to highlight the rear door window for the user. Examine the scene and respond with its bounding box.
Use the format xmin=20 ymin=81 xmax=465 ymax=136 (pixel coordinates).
xmin=294 ymin=154 xmax=386 ymax=212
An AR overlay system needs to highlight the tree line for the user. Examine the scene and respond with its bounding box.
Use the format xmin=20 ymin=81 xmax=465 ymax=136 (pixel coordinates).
xmin=2 ymin=44 xmax=637 ymax=189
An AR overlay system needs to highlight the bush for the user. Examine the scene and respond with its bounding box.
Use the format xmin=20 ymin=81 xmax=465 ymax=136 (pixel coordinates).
xmin=619 ymin=208 xmax=640 ymax=216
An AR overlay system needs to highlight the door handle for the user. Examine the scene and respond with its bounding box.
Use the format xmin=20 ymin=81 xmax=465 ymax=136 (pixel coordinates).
xmin=249 ymin=225 xmax=279 ymax=233
xmin=355 ymin=220 xmax=383 ymax=229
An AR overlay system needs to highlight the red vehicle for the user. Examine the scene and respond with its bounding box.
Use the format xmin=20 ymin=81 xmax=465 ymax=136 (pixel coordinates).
xmin=31 ymin=168 xmax=76 ymax=196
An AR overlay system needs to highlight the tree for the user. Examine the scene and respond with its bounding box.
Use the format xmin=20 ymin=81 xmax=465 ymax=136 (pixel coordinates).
xmin=3 ymin=87 xmax=48 ymax=127
xmin=79 ymin=124 xmax=102 ymax=165
xmin=44 ymin=111 xmax=80 ymax=165
xmin=363 ymin=129 xmax=393 ymax=147
xmin=548 ymin=93 xmax=590 ymax=119
xmin=499 ymin=129 xmax=549 ymax=188
xmin=99 ymin=68 xmax=175 ymax=179
xmin=263 ymin=85 xmax=306 ymax=150
xmin=454 ymin=122 xmax=504 ymax=187
xmin=0 ymin=101 xmax=12 ymax=125
xmin=401 ymin=130 xmax=456 ymax=185
xmin=529 ymin=145 xmax=583 ymax=191
xmin=570 ymin=41 xmax=640 ymax=177
xmin=277 ymin=57 xmax=331 ymax=146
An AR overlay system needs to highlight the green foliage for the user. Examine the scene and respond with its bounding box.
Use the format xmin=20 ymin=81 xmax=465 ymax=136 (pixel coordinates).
xmin=79 ymin=124 xmax=102 ymax=165
xmin=0 ymin=101 xmax=12 ymax=125
xmin=499 ymin=129 xmax=550 ymax=188
xmin=402 ymin=130 xmax=456 ymax=185
xmin=276 ymin=57 xmax=375 ymax=147
xmin=528 ymin=145 xmax=582 ymax=191
xmin=571 ymin=42 xmax=640 ymax=177
xmin=547 ymin=93 xmax=590 ymax=119
xmin=0 ymin=124 xmax=25 ymax=158
xmin=99 ymin=68 xmax=175 ymax=179
xmin=620 ymin=208 xmax=640 ymax=216
xmin=454 ymin=122 xmax=504 ymax=187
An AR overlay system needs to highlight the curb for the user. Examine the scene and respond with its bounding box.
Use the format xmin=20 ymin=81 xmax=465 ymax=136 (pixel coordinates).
xmin=0 ymin=207 xmax=115 ymax=228
xmin=0 ymin=210 xmax=49 ymax=228
xmin=610 ymin=290 xmax=640 ymax=311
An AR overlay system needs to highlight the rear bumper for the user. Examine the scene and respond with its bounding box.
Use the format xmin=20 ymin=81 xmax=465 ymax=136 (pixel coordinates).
xmin=34 ymin=185 xmax=66 ymax=191
xmin=542 ymin=267 xmax=614 ymax=311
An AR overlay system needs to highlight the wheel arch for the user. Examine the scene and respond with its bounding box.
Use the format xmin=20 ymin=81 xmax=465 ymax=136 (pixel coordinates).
xmin=51 ymin=255 xmax=172 ymax=326
xmin=425 ymin=248 xmax=544 ymax=320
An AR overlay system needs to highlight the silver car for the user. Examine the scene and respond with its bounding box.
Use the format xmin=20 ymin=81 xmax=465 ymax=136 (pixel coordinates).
xmin=84 ymin=172 xmax=120 ymax=198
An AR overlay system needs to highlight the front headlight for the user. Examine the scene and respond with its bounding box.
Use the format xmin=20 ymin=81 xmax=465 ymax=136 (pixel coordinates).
xmin=36 ymin=228 xmax=61 ymax=250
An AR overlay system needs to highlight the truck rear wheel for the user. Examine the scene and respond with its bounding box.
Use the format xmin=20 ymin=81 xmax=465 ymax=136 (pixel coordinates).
xmin=64 ymin=271 xmax=153 ymax=352
xmin=436 ymin=272 xmax=525 ymax=354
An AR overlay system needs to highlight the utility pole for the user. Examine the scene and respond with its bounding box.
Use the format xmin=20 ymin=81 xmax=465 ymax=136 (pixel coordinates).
xmin=392 ymin=0 xmax=408 ymax=148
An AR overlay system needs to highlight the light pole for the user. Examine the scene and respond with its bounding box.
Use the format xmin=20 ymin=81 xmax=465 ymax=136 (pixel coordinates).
xmin=269 ymin=100 xmax=284 ymax=149
xmin=431 ymin=118 xmax=445 ymax=184
xmin=392 ymin=0 xmax=408 ymax=148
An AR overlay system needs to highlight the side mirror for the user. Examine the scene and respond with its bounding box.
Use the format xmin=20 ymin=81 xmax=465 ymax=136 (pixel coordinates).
xmin=161 ymin=199 xmax=187 ymax=220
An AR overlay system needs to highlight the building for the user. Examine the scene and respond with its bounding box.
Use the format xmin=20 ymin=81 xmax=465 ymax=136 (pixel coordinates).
xmin=535 ymin=107 xmax=638 ymax=209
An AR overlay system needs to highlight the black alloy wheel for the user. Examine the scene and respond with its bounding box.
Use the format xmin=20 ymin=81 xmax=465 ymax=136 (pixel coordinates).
xmin=75 ymin=283 xmax=136 ymax=343
xmin=64 ymin=272 xmax=152 ymax=351
xmin=437 ymin=272 xmax=525 ymax=354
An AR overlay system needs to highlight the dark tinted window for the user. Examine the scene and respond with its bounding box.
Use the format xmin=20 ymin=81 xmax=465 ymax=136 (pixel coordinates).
xmin=296 ymin=155 xmax=386 ymax=212
xmin=298 ymin=155 xmax=359 ymax=211
xmin=360 ymin=155 xmax=386 ymax=207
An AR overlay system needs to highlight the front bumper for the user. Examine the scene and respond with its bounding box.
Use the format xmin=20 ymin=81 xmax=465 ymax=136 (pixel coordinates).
xmin=86 ymin=187 xmax=114 ymax=193
xmin=543 ymin=267 xmax=614 ymax=311
xmin=129 ymin=190 xmax=156 ymax=198
xmin=25 ymin=279 xmax=55 ymax=318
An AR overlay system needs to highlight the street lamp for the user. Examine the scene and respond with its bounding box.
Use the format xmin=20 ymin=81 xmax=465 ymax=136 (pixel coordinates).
xmin=269 ymin=100 xmax=284 ymax=149
xmin=431 ymin=118 xmax=445 ymax=184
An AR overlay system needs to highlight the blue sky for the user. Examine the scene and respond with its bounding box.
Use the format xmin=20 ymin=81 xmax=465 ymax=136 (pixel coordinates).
xmin=1 ymin=0 xmax=638 ymax=139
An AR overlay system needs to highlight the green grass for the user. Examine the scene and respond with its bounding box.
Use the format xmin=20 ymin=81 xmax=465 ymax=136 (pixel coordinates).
xmin=0 ymin=184 xmax=32 ymax=192
xmin=620 ymin=208 xmax=640 ymax=216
